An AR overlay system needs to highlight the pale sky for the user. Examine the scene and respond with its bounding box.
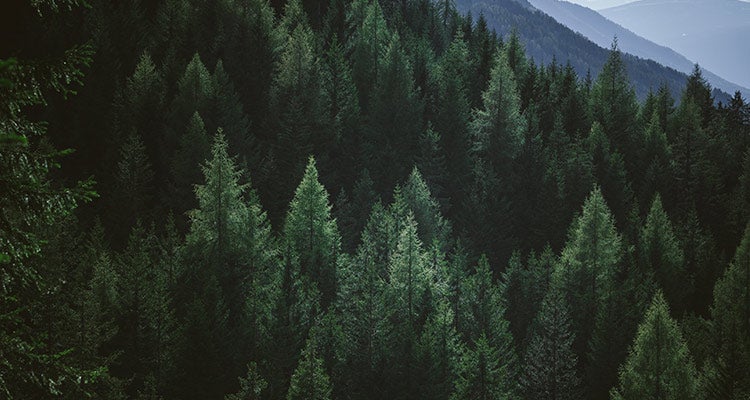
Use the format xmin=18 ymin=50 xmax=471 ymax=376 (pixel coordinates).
xmin=565 ymin=0 xmax=750 ymax=11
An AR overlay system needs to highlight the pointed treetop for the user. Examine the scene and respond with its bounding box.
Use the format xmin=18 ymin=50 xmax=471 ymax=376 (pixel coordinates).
xmin=611 ymin=291 xmax=699 ymax=400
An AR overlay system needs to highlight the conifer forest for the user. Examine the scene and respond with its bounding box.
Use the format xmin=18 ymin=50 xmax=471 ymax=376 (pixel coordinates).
xmin=2 ymin=0 xmax=750 ymax=399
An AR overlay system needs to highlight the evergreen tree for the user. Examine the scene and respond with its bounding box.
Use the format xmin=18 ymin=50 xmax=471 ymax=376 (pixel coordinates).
xmin=555 ymin=186 xmax=624 ymax=362
xmin=465 ymin=48 xmax=526 ymax=265
xmin=588 ymin=40 xmax=640 ymax=173
xmin=320 ymin=38 xmax=361 ymax=187
xmin=393 ymin=167 xmax=452 ymax=251
xmin=418 ymin=300 xmax=462 ymax=400
xmin=639 ymin=195 xmax=688 ymax=313
xmin=452 ymin=335 xmax=516 ymax=400
xmin=611 ymin=292 xmax=700 ymax=400
xmin=287 ymin=339 xmax=333 ymax=400
xmin=430 ymin=32 xmax=471 ymax=211
xmin=177 ymin=132 xmax=255 ymax=397
xmin=346 ymin=0 xmax=389 ymax=111
xmin=111 ymin=52 xmax=165 ymax=182
xmin=521 ymin=289 xmax=580 ymax=400
xmin=110 ymin=132 xmax=155 ymax=239
xmin=272 ymin=0 xmax=326 ymax=207
xmin=416 ymin=126 xmax=451 ymax=214
xmin=703 ymin=223 xmax=750 ymax=399
xmin=383 ymin=214 xmax=434 ymax=399
xmin=0 ymin=3 xmax=96 ymax=395
xmin=170 ymin=112 xmax=211 ymax=215
xmin=365 ymin=32 xmax=424 ymax=194
xmin=226 ymin=363 xmax=267 ymax=400
xmin=283 ymin=157 xmax=341 ymax=309
xmin=503 ymin=248 xmax=555 ymax=350
xmin=586 ymin=121 xmax=633 ymax=226
xmin=166 ymin=53 xmax=214 ymax=156
xmin=212 ymin=60 xmax=255 ymax=167
xmin=458 ymin=255 xmax=519 ymax=394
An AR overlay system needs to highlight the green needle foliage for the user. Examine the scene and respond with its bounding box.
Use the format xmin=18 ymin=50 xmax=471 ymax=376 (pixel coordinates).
xmin=611 ymin=292 xmax=699 ymax=400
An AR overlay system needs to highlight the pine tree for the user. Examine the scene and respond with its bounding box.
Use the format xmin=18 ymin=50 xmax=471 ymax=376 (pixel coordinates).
xmin=431 ymin=32 xmax=471 ymax=209
xmin=111 ymin=52 xmax=165 ymax=181
xmin=113 ymin=223 xmax=176 ymax=397
xmin=639 ymin=195 xmax=688 ymax=313
xmin=465 ymin=48 xmax=526 ymax=265
xmin=287 ymin=339 xmax=333 ymax=400
xmin=284 ymin=157 xmax=340 ymax=309
xmin=226 ymin=362 xmax=268 ymax=400
xmin=416 ymin=126 xmax=451 ymax=215
xmin=393 ymin=167 xmax=452 ymax=251
xmin=170 ymin=112 xmax=211 ymax=215
xmin=703 ymin=223 xmax=750 ymax=399
xmin=110 ymin=132 xmax=155 ymax=239
xmin=471 ymin=49 xmax=526 ymax=171
xmin=320 ymin=38 xmax=360 ymax=187
xmin=166 ymin=53 xmax=214 ymax=156
xmin=503 ymin=248 xmax=555 ymax=350
xmin=589 ymin=40 xmax=640 ymax=173
xmin=611 ymin=292 xmax=700 ymax=400
xmin=383 ymin=214 xmax=435 ymax=398
xmin=0 ymin=3 xmax=96 ymax=395
xmin=365 ymin=32 xmax=424 ymax=194
xmin=555 ymin=186 xmax=624 ymax=361
xmin=451 ymin=335 xmax=516 ymax=400
xmin=211 ymin=60 xmax=255 ymax=167
xmin=418 ymin=300 xmax=462 ymax=400
xmin=178 ymin=132 xmax=254 ymax=397
xmin=346 ymin=0 xmax=389 ymax=111
xmin=458 ymin=255 xmax=519 ymax=394
xmin=521 ymin=289 xmax=580 ymax=400
xmin=587 ymin=121 xmax=633 ymax=226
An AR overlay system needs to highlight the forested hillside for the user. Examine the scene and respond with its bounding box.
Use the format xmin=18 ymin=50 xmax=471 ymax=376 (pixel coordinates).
xmin=456 ymin=0 xmax=731 ymax=101
xmin=1 ymin=0 xmax=750 ymax=399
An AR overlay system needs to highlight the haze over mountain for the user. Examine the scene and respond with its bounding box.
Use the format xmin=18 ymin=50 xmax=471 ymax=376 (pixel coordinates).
xmin=527 ymin=0 xmax=749 ymax=96
xmin=455 ymin=0 xmax=727 ymax=101
xmin=601 ymin=0 xmax=750 ymax=89
xmin=563 ymin=0 xmax=750 ymax=10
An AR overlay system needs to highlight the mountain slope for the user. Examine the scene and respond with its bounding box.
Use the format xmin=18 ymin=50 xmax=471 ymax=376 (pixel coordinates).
xmin=601 ymin=0 xmax=750 ymax=89
xmin=456 ymin=0 xmax=701 ymax=100
xmin=527 ymin=0 xmax=749 ymax=96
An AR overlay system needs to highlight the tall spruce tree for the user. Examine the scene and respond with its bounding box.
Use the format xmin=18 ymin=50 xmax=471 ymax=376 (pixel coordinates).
xmin=611 ymin=292 xmax=700 ymax=400
xmin=283 ymin=157 xmax=340 ymax=309
xmin=555 ymin=186 xmax=624 ymax=363
xmin=588 ymin=40 xmax=640 ymax=174
xmin=383 ymin=213 xmax=435 ymax=398
xmin=521 ymin=289 xmax=580 ymax=400
xmin=286 ymin=338 xmax=333 ymax=400
xmin=639 ymin=195 xmax=688 ymax=313
xmin=703 ymin=222 xmax=750 ymax=399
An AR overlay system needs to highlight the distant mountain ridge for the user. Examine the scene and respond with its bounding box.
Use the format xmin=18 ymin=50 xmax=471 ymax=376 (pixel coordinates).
xmin=601 ymin=0 xmax=750 ymax=89
xmin=526 ymin=0 xmax=749 ymax=97
xmin=455 ymin=0 xmax=727 ymax=101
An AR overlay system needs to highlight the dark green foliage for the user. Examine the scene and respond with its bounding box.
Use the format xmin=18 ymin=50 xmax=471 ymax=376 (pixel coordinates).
xmin=452 ymin=334 xmax=516 ymax=400
xmin=286 ymin=339 xmax=333 ymax=400
xmin=364 ymin=32 xmax=424 ymax=195
xmin=6 ymin=0 xmax=750 ymax=399
xmin=521 ymin=289 xmax=580 ymax=400
xmin=703 ymin=223 xmax=750 ymax=399
xmin=555 ymin=186 xmax=624 ymax=368
xmin=283 ymin=157 xmax=340 ymax=309
xmin=611 ymin=292 xmax=700 ymax=400
xmin=639 ymin=195 xmax=688 ymax=313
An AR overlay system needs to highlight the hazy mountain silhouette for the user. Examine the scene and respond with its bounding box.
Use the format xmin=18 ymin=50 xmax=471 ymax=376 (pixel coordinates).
xmin=527 ymin=0 xmax=748 ymax=96
xmin=601 ymin=0 xmax=750 ymax=89
xmin=456 ymin=0 xmax=734 ymax=101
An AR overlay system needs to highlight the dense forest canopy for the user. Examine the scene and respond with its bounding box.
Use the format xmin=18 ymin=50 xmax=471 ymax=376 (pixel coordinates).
xmin=1 ymin=0 xmax=750 ymax=399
